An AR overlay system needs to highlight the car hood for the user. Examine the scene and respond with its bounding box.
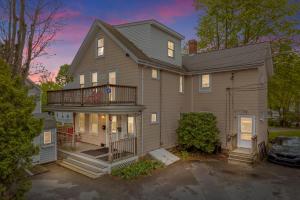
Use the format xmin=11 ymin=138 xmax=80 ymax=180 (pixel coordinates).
xmin=271 ymin=144 xmax=300 ymax=156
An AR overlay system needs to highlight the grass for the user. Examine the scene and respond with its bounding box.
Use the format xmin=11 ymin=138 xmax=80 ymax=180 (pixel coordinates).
xmin=111 ymin=159 xmax=164 ymax=180
xmin=269 ymin=130 xmax=300 ymax=141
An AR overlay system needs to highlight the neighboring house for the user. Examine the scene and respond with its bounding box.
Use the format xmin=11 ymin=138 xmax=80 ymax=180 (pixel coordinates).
xmin=55 ymin=111 xmax=73 ymax=125
xmin=26 ymin=79 xmax=57 ymax=165
xmin=45 ymin=19 xmax=273 ymax=177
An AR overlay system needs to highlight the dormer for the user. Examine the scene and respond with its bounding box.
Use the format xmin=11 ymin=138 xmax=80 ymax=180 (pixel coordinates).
xmin=115 ymin=20 xmax=184 ymax=67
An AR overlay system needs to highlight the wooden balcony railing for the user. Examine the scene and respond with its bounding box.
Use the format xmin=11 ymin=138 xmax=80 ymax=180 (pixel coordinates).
xmin=47 ymin=84 xmax=137 ymax=106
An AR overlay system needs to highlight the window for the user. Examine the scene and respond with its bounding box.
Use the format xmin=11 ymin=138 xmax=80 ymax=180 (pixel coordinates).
xmin=168 ymin=41 xmax=174 ymax=58
xmin=92 ymin=72 xmax=98 ymax=86
xmin=80 ymin=74 xmax=84 ymax=88
xmin=199 ymin=74 xmax=211 ymax=92
xmin=79 ymin=113 xmax=85 ymax=132
xmin=152 ymin=69 xmax=158 ymax=79
xmin=179 ymin=75 xmax=184 ymax=93
xmin=151 ymin=113 xmax=158 ymax=123
xmin=90 ymin=114 xmax=98 ymax=135
xmin=127 ymin=116 xmax=135 ymax=135
xmin=43 ymin=130 xmax=52 ymax=145
xmin=97 ymin=38 xmax=104 ymax=56
xmin=109 ymin=72 xmax=116 ymax=101
xmin=111 ymin=115 xmax=117 ymax=133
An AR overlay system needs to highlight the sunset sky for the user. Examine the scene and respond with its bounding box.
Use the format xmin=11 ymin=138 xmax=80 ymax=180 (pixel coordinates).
xmin=33 ymin=0 xmax=198 ymax=81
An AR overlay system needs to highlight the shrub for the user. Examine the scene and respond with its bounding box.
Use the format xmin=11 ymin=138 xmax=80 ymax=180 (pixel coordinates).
xmin=111 ymin=159 xmax=164 ymax=180
xmin=177 ymin=112 xmax=219 ymax=153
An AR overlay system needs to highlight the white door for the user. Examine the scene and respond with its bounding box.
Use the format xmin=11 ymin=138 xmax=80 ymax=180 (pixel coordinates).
xmin=108 ymin=72 xmax=116 ymax=101
xmin=238 ymin=116 xmax=255 ymax=148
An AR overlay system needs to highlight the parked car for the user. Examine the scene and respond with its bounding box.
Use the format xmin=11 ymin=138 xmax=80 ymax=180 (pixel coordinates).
xmin=268 ymin=136 xmax=300 ymax=167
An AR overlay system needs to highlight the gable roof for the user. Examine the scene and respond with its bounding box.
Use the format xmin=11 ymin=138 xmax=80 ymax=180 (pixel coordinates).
xmin=114 ymin=19 xmax=185 ymax=40
xmin=183 ymin=42 xmax=273 ymax=76
xmin=70 ymin=19 xmax=185 ymax=74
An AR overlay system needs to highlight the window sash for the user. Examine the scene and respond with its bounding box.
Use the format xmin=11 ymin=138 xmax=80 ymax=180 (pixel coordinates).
xmin=79 ymin=113 xmax=85 ymax=132
xmin=152 ymin=69 xmax=158 ymax=79
xmin=97 ymin=38 xmax=104 ymax=56
xmin=179 ymin=76 xmax=184 ymax=93
xmin=43 ymin=131 xmax=52 ymax=144
xmin=168 ymin=41 xmax=174 ymax=58
xmin=201 ymin=74 xmax=210 ymax=88
xmin=111 ymin=116 xmax=117 ymax=133
xmin=151 ymin=113 xmax=157 ymax=123
xmin=80 ymin=74 xmax=84 ymax=87
xmin=92 ymin=72 xmax=97 ymax=86
xmin=127 ymin=117 xmax=135 ymax=135
xmin=91 ymin=114 xmax=98 ymax=134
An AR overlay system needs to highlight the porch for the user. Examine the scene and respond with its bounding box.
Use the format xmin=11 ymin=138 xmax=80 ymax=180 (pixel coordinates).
xmin=56 ymin=112 xmax=139 ymax=178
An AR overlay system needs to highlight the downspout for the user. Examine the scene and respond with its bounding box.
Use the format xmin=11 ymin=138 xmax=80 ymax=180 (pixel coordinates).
xmin=159 ymin=70 xmax=162 ymax=146
xmin=141 ymin=66 xmax=144 ymax=155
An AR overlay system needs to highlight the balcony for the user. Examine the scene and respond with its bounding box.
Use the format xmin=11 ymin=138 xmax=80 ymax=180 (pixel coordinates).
xmin=47 ymin=84 xmax=137 ymax=106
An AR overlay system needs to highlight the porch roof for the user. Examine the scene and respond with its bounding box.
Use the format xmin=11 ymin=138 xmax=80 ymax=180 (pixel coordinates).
xmin=44 ymin=105 xmax=145 ymax=114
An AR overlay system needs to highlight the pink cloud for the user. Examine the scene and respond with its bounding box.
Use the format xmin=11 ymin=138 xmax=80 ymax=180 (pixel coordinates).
xmin=107 ymin=0 xmax=195 ymax=25
xmin=53 ymin=9 xmax=81 ymax=20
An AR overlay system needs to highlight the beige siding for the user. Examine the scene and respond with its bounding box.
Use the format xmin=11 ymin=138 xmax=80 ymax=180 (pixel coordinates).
xmin=190 ymin=68 xmax=268 ymax=148
xmin=72 ymin=27 xmax=139 ymax=88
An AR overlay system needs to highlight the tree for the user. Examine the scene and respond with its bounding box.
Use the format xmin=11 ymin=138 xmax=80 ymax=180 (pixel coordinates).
xmin=194 ymin=0 xmax=300 ymax=50
xmin=40 ymin=81 xmax=61 ymax=108
xmin=55 ymin=64 xmax=73 ymax=87
xmin=0 ymin=0 xmax=63 ymax=79
xmin=268 ymin=43 xmax=300 ymax=127
xmin=0 ymin=59 xmax=42 ymax=199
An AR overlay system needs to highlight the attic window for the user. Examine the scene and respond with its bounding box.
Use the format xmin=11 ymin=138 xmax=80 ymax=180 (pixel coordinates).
xmin=168 ymin=41 xmax=174 ymax=58
xmin=97 ymin=38 xmax=104 ymax=56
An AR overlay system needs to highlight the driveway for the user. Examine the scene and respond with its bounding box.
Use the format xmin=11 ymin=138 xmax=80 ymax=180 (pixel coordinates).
xmin=27 ymin=160 xmax=300 ymax=200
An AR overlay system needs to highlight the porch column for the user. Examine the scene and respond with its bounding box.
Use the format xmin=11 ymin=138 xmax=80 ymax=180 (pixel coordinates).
xmin=72 ymin=112 xmax=76 ymax=150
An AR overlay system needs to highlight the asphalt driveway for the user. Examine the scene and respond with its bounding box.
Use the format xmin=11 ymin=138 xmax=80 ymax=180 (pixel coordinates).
xmin=27 ymin=160 xmax=300 ymax=200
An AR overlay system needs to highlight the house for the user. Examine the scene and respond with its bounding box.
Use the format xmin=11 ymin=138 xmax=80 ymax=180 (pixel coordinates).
xmin=45 ymin=19 xmax=273 ymax=177
xmin=26 ymin=79 xmax=57 ymax=165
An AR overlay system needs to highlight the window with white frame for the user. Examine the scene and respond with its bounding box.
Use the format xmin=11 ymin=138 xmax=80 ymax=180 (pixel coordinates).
xmin=43 ymin=130 xmax=52 ymax=145
xmin=199 ymin=74 xmax=211 ymax=91
xmin=111 ymin=115 xmax=117 ymax=133
xmin=179 ymin=75 xmax=184 ymax=93
xmin=90 ymin=114 xmax=98 ymax=135
xmin=152 ymin=69 xmax=158 ymax=79
xmin=151 ymin=113 xmax=158 ymax=124
xmin=79 ymin=113 xmax=85 ymax=132
xmin=168 ymin=41 xmax=175 ymax=58
xmin=97 ymin=38 xmax=104 ymax=56
xmin=127 ymin=116 xmax=135 ymax=135
xmin=80 ymin=74 xmax=84 ymax=88
xmin=109 ymin=72 xmax=116 ymax=101
xmin=92 ymin=72 xmax=98 ymax=86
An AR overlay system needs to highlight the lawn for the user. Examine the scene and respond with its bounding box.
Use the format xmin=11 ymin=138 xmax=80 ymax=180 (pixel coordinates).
xmin=269 ymin=130 xmax=300 ymax=141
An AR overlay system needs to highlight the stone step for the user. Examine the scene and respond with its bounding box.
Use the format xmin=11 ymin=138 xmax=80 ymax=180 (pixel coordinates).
xmin=58 ymin=160 xmax=105 ymax=179
xmin=228 ymin=157 xmax=253 ymax=165
xmin=229 ymin=151 xmax=254 ymax=159
xmin=65 ymin=157 xmax=108 ymax=174
xmin=229 ymin=154 xmax=254 ymax=163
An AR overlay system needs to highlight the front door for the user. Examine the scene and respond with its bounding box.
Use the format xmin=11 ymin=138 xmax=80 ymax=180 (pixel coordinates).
xmin=238 ymin=116 xmax=255 ymax=148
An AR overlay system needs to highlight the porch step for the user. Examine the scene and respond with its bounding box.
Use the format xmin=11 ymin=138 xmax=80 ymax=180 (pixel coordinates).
xmin=58 ymin=160 xmax=105 ymax=179
xmin=228 ymin=148 xmax=255 ymax=165
xmin=64 ymin=157 xmax=108 ymax=174
xmin=58 ymin=149 xmax=108 ymax=169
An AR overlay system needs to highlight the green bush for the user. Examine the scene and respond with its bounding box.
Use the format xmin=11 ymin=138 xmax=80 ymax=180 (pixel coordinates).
xmin=177 ymin=112 xmax=219 ymax=153
xmin=111 ymin=159 xmax=163 ymax=180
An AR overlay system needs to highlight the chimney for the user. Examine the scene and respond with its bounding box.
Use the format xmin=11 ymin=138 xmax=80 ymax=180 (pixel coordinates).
xmin=188 ymin=39 xmax=197 ymax=54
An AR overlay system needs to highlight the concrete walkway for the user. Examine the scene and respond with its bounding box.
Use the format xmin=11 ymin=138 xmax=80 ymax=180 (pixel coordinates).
xmin=27 ymin=160 xmax=300 ymax=200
